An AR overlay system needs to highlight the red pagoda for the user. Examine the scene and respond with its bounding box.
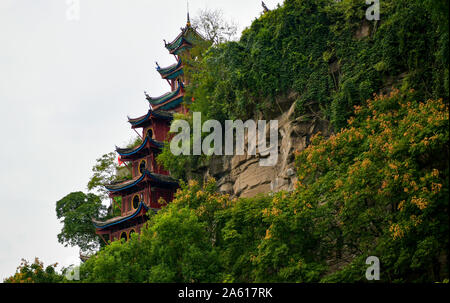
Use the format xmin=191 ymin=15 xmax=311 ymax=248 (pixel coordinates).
xmin=93 ymin=15 xmax=205 ymax=244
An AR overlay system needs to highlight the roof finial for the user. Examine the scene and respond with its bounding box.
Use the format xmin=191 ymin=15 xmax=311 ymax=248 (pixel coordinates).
xmin=262 ymin=1 xmax=269 ymax=13
xmin=186 ymin=1 xmax=191 ymax=27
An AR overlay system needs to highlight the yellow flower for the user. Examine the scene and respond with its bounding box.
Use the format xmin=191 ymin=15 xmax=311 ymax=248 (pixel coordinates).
xmin=389 ymin=224 xmax=405 ymax=240
xmin=188 ymin=180 xmax=198 ymax=187
xmin=398 ymin=200 xmax=405 ymax=211
xmin=411 ymin=196 xmax=429 ymax=210
xmin=431 ymin=169 xmax=440 ymax=178
xmin=431 ymin=183 xmax=442 ymax=193
xmin=388 ymin=163 xmax=398 ymax=170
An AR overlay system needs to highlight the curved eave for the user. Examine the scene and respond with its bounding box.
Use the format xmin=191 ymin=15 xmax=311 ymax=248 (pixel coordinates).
xmin=105 ymin=173 xmax=146 ymax=192
xmin=128 ymin=110 xmax=174 ymax=128
xmin=116 ymin=137 xmax=149 ymax=156
xmin=165 ymin=26 xmax=205 ymax=52
xmin=162 ymin=68 xmax=184 ymax=80
xmin=93 ymin=202 xmax=149 ymax=229
xmin=145 ymin=171 xmax=179 ymax=187
xmin=157 ymin=60 xmax=183 ymax=78
xmin=128 ymin=111 xmax=152 ymax=126
xmin=116 ymin=139 xmax=163 ymax=162
xmin=146 ymin=85 xmax=182 ymax=106
xmin=170 ymin=41 xmax=192 ymax=55
xmin=105 ymin=171 xmax=178 ymax=193
xmin=165 ymin=32 xmax=187 ymax=51
xmin=153 ymin=95 xmax=184 ymax=111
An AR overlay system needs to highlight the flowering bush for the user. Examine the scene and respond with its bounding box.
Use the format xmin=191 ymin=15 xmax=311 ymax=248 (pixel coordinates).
xmin=79 ymin=91 xmax=448 ymax=283
xmin=255 ymin=90 xmax=448 ymax=282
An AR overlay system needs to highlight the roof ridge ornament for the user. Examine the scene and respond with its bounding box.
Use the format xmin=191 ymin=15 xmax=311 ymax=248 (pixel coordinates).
xmin=144 ymin=91 xmax=150 ymax=99
xmin=262 ymin=1 xmax=269 ymax=13
xmin=186 ymin=0 xmax=191 ymax=27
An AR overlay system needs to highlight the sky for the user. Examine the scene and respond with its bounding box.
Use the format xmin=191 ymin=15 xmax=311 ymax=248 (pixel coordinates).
xmin=0 ymin=0 xmax=284 ymax=280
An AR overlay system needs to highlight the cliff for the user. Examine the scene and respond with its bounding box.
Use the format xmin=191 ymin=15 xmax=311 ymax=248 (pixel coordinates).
xmin=196 ymin=97 xmax=332 ymax=198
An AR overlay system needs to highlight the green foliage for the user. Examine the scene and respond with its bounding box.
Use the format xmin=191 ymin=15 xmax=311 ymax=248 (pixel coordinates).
xmin=81 ymin=179 xmax=225 ymax=282
xmin=87 ymin=138 xmax=140 ymax=200
xmin=56 ymin=192 xmax=107 ymax=254
xmin=159 ymin=0 xmax=449 ymax=178
xmin=4 ymin=258 xmax=63 ymax=283
xmin=290 ymin=90 xmax=449 ymax=282
xmin=79 ymin=92 xmax=448 ymax=283
xmin=156 ymin=112 xmax=207 ymax=181
xmin=87 ymin=152 xmax=120 ymax=200
xmin=185 ymin=0 xmax=448 ymax=130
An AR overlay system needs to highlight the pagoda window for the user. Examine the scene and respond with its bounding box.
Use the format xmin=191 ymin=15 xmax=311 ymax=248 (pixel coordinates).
xmin=139 ymin=159 xmax=147 ymax=175
xmin=120 ymin=231 xmax=127 ymax=242
xmin=132 ymin=194 xmax=140 ymax=210
xmin=129 ymin=229 xmax=135 ymax=239
xmin=146 ymin=128 xmax=154 ymax=139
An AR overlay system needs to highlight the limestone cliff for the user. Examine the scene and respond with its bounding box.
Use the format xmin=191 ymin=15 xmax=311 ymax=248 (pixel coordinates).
xmin=194 ymin=99 xmax=332 ymax=198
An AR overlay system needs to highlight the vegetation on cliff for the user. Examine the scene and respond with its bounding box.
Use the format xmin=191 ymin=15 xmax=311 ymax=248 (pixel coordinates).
xmin=78 ymin=91 xmax=448 ymax=282
xmin=185 ymin=0 xmax=448 ymax=129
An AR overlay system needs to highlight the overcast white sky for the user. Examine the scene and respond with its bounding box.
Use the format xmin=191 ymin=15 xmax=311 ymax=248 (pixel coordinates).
xmin=0 ymin=0 xmax=283 ymax=280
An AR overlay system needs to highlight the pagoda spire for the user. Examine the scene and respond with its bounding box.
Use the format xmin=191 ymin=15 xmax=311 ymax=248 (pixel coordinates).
xmin=186 ymin=1 xmax=191 ymax=27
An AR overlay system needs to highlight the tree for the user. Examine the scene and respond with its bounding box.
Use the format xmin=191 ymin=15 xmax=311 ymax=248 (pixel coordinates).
xmin=56 ymin=192 xmax=107 ymax=254
xmin=4 ymin=258 xmax=63 ymax=283
xmin=87 ymin=152 xmax=120 ymax=201
xmin=192 ymin=8 xmax=238 ymax=45
xmin=87 ymin=137 xmax=141 ymax=200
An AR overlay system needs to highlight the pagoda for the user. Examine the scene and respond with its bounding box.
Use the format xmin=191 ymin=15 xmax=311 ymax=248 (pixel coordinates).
xmin=93 ymin=14 xmax=205 ymax=244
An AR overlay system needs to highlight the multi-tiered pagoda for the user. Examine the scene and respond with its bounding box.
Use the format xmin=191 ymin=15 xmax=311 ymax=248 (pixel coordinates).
xmin=93 ymin=15 xmax=205 ymax=244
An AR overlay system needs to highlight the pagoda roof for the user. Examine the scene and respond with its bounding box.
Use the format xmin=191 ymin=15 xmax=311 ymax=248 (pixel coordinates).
xmin=165 ymin=25 xmax=205 ymax=55
xmin=145 ymin=84 xmax=184 ymax=111
xmin=115 ymin=136 xmax=164 ymax=157
xmin=157 ymin=59 xmax=183 ymax=80
xmin=127 ymin=109 xmax=173 ymax=128
xmin=105 ymin=170 xmax=178 ymax=193
xmin=92 ymin=202 xmax=150 ymax=229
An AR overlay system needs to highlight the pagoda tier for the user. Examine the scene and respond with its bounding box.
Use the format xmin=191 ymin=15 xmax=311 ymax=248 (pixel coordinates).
xmin=105 ymin=170 xmax=178 ymax=196
xmin=164 ymin=23 xmax=205 ymax=56
xmin=145 ymin=81 xmax=184 ymax=111
xmin=116 ymin=135 xmax=163 ymax=160
xmin=94 ymin=170 xmax=178 ymax=242
xmin=93 ymin=202 xmax=150 ymax=230
xmin=157 ymin=58 xmax=183 ymax=80
xmin=128 ymin=109 xmax=173 ymax=129
xmin=93 ymin=202 xmax=155 ymax=244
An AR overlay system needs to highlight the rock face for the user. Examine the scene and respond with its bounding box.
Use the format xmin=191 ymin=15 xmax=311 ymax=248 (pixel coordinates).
xmin=197 ymin=101 xmax=332 ymax=198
